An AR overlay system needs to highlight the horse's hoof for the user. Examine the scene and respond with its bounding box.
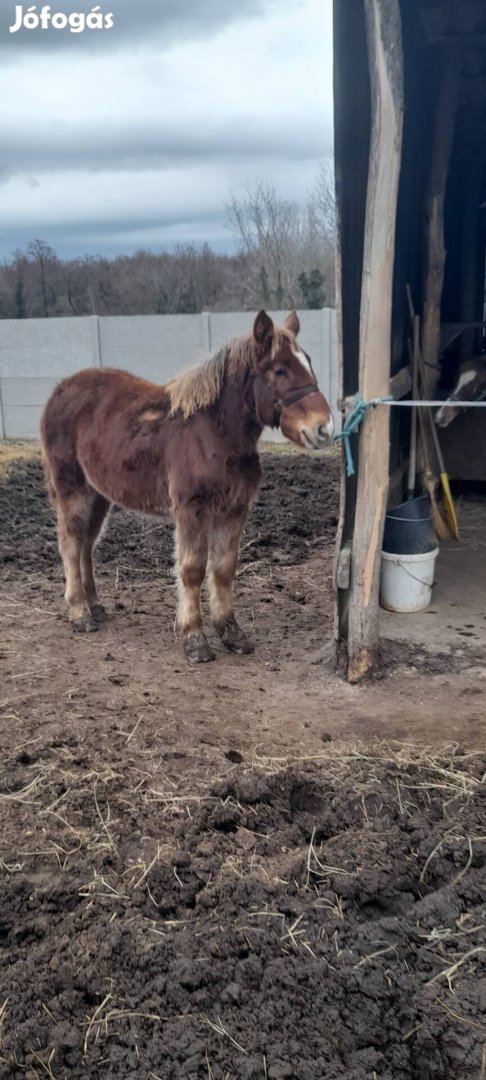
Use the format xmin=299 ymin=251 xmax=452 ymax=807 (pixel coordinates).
xmin=217 ymin=619 xmax=255 ymax=655
xmin=71 ymin=616 xmax=98 ymax=634
xmin=228 ymin=638 xmax=255 ymax=655
xmin=184 ymin=632 xmax=216 ymax=665
xmin=90 ymin=603 xmax=107 ymax=623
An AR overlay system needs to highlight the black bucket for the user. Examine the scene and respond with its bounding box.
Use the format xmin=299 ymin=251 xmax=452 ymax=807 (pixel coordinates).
xmin=382 ymin=495 xmax=436 ymax=555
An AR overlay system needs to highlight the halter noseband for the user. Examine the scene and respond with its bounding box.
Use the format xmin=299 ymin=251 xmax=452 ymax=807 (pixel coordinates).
xmin=250 ymin=366 xmax=319 ymax=429
xmin=274 ymin=384 xmax=319 ymax=414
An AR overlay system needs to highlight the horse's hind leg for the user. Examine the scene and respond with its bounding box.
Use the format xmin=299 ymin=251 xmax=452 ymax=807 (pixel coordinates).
xmin=41 ymin=443 xmax=100 ymax=632
xmin=57 ymin=491 xmax=98 ymax=633
xmin=81 ymin=493 xmax=110 ymax=622
xmin=208 ymin=512 xmax=254 ymax=654
xmin=175 ymin=511 xmax=214 ymax=664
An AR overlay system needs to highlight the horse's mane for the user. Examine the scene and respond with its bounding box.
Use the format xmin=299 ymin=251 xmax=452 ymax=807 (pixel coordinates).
xmin=166 ymin=327 xmax=294 ymax=419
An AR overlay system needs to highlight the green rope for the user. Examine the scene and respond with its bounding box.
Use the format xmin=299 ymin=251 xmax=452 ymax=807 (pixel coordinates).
xmin=335 ymin=392 xmax=394 ymax=477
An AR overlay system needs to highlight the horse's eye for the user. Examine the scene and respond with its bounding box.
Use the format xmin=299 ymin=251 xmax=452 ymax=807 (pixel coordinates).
xmin=275 ymin=367 xmax=286 ymax=377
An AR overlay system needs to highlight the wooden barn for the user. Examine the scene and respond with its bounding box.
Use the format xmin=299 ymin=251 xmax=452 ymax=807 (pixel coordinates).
xmin=332 ymin=0 xmax=486 ymax=681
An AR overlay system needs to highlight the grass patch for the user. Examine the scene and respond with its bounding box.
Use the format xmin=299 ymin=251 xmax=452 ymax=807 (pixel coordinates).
xmin=0 ymin=440 xmax=40 ymax=478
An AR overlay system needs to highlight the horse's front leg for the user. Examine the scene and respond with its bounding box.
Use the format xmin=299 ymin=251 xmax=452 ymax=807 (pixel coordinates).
xmin=175 ymin=512 xmax=215 ymax=664
xmin=208 ymin=512 xmax=254 ymax=655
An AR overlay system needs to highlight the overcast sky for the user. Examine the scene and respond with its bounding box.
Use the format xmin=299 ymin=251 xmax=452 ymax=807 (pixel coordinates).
xmin=0 ymin=0 xmax=333 ymax=260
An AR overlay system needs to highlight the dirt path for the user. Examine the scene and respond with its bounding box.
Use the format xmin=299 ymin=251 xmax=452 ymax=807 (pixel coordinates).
xmin=1 ymin=449 xmax=485 ymax=1079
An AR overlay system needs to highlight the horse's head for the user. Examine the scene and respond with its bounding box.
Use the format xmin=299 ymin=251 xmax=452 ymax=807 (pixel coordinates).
xmin=435 ymin=358 xmax=486 ymax=428
xmin=251 ymin=310 xmax=334 ymax=449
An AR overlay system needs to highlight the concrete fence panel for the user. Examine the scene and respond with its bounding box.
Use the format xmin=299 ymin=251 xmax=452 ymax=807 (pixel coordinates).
xmin=0 ymin=317 xmax=100 ymax=438
xmin=0 ymin=310 xmax=338 ymax=440
xmin=98 ymin=314 xmax=205 ymax=380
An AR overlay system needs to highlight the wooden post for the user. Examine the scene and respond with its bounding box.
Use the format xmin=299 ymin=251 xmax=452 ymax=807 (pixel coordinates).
xmin=332 ymin=174 xmax=348 ymax=653
xmin=332 ymin=0 xmax=371 ymax=666
xmin=346 ymin=0 xmax=404 ymax=683
xmin=332 ymin=7 xmax=347 ymax=655
xmin=421 ymin=51 xmax=462 ymax=394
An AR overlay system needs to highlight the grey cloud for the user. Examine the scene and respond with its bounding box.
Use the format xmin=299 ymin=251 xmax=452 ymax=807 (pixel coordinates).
xmin=1 ymin=0 xmax=267 ymax=52
xmin=0 ymin=0 xmax=332 ymax=262
xmin=0 ymin=120 xmax=319 ymax=181
xmin=0 ymin=209 xmax=232 ymax=259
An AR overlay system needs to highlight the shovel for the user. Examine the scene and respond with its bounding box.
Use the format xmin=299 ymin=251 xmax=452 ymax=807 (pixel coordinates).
xmin=416 ymin=337 xmax=459 ymax=540
xmin=408 ymin=336 xmax=450 ymax=542
xmin=406 ymin=285 xmax=458 ymax=540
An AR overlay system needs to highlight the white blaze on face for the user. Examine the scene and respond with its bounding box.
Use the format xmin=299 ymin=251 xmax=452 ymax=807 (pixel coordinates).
xmin=454 ymin=368 xmax=478 ymax=394
xmin=292 ymin=345 xmax=313 ymax=376
xmin=435 ymin=367 xmax=478 ymax=427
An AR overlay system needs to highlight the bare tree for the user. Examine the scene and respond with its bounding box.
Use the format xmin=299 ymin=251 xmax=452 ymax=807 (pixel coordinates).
xmin=227 ymin=164 xmax=336 ymax=309
xmin=0 ymin=172 xmax=336 ymax=320
xmin=27 ymin=239 xmax=59 ymax=317
xmin=227 ymin=181 xmax=304 ymax=307
xmin=304 ymin=160 xmax=336 ymax=304
xmin=308 ymin=160 xmax=336 ymax=243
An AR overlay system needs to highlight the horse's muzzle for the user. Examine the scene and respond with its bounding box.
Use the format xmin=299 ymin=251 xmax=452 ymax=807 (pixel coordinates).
xmin=299 ymin=415 xmax=335 ymax=449
xmin=435 ymin=403 xmax=456 ymax=428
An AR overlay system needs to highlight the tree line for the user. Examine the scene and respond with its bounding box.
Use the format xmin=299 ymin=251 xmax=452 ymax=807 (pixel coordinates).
xmin=0 ymin=166 xmax=335 ymax=319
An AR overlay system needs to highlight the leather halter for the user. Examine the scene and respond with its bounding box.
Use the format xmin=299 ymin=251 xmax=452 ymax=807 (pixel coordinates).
xmin=274 ymin=384 xmax=319 ymax=414
xmin=250 ymin=369 xmax=319 ymax=428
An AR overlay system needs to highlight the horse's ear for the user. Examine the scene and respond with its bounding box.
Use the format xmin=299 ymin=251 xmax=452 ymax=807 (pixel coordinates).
xmin=285 ymin=310 xmax=300 ymax=336
xmin=253 ymin=310 xmax=274 ymax=350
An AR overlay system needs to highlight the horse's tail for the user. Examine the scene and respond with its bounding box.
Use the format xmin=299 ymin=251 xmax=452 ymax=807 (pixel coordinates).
xmin=39 ymin=380 xmax=63 ymax=504
xmin=39 ymin=373 xmax=87 ymax=505
xmin=39 ymin=439 xmax=58 ymax=508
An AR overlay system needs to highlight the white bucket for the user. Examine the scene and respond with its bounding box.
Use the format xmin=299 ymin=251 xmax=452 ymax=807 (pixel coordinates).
xmin=380 ymin=547 xmax=439 ymax=613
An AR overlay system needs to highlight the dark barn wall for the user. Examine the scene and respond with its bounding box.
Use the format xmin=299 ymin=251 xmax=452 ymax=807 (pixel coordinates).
xmin=388 ymin=1 xmax=437 ymax=484
xmin=391 ymin=1 xmax=436 ymax=375
xmin=334 ymin=0 xmax=486 ymax=672
xmin=442 ymin=151 xmax=485 ymax=362
xmin=334 ymin=1 xmax=441 ymax=498
xmin=437 ymin=57 xmax=486 ymax=477
xmin=440 ymin=411 xmax=486 ymax=481
xmin=386 ymin=2 xmax=486 ymax=483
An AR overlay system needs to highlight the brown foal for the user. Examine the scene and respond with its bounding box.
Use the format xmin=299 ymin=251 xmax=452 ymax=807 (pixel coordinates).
xmin=40 ymin=310 xmax=334 ymax=664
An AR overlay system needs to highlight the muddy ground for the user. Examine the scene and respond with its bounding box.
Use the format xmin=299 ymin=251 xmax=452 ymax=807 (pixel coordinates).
xmin=1 ymin=449 xmax=485 ymax=1079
